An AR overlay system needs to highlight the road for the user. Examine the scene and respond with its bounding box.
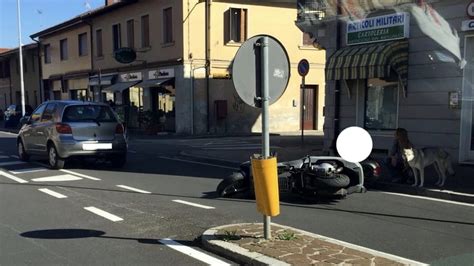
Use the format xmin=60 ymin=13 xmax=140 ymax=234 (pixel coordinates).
xmin=1 ymin=132 xmax=473 ymax=265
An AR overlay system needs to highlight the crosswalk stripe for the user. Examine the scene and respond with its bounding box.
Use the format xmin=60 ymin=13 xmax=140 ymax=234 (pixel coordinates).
xmin=84 ymin=207 xmax=123 ymax=222
xmin=159 ymin=238 xmax=230 ymax=266
xmin=116 ymin=185 xmax=151 ymax=194
xmin=38 ymin=188 xmax=67 ymax=198
xmin=10 ymin=167 xmax=48 ymax=174
xmin=0 ymin=170 xmax=28 ymax=183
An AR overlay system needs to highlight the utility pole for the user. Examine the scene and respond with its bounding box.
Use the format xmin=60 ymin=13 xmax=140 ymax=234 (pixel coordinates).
xmin=16 ymin=0 xmax=26 ymax=116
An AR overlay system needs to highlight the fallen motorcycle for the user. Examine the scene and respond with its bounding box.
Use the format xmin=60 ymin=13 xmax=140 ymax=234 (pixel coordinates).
xmin=216 ymin=156 xmax=381 ymax=198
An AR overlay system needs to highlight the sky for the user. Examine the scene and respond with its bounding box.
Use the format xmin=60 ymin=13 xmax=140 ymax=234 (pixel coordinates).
xmin=0 ymin=0 xmax=104 ymax=48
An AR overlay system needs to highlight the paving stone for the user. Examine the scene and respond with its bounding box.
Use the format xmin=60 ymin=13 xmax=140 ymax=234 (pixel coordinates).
xmin=319 ymin=249 xmax=342 ymax=256
xmin=344 ymin=259 xmax=373 ymax=266
xmin=308 ymin=254 xmax=333 ymax=262
xmin=343 ymin=248 xmax=376 ymax=259
xmin=331 ymin=253 xmax=361 ymax=261
xmin=259 ymin=247 xmax=286 ymax=258
xmin=323 ymin=258 xmax=345 ymax=264
xmin=373 ymin=257 xmax=405 ymax=265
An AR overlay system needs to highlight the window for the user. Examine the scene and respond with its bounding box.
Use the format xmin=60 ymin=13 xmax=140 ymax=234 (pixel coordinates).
xmin=141 ymin=15 xmax=150 ymax=47
xmin=364 ymin=79 xmax=399 ymax=130
xmin=127 ymin=19 xmax=135 ymax=48
xmin=96 ymin=29 xmax=103 ymax=57
xmin=44 ymin=44 xmax=51 ymax=64
xmin=31 ymin=55 xmax=35 ymax=72
xmin=302 ymin=33 xmax=315 ymax=46
xmin=163 ymin=8 xmax=173 ymax=43
xmin=15 ymin=59 xmax=19 ymax=74
xmin=78 ymin=32 xmax=88 ymax=56
xmin=225 ymin=8 xmax=247 ymax=43
xmin=23 ymin=59 xmax=27 ymax=73
xmin=60 ymin=39 xmax=68 ymax=61
xmin=4 ymin=59 xmax=10 ymax=77
xmin=62 ymin=105 xmax=117 ymax=123
xmin=30 ymin=103 xmax=46 ymax=123
xmin=41 ymin=103 xmax=56 ymax=122
xmin=112 ymin=24 xmax=121 ymax=51
xmin=0 ymin=61 xmax=4 ymax=78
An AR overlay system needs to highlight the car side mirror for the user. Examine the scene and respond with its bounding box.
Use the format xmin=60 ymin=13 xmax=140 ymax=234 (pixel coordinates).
xmin=21 ymin=116 xmax=31 ymax=125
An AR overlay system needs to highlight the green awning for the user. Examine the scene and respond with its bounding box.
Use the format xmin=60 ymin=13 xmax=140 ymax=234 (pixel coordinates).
xmin=326 ymin=41 xmax=408 ymax=84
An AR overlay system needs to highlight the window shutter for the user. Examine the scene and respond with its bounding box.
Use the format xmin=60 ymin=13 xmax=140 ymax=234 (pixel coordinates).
xmin=224 ymin=9 xmax=230 ymax=44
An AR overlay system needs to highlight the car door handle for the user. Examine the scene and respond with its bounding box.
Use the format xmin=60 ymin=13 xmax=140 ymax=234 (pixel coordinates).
xmin=37 ymin=131 xmax=44 ymax=135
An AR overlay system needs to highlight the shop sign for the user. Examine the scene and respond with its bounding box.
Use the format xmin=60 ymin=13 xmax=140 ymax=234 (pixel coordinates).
xmin=468 ymin=1 xmax=474 ymax=18
xmin=347 ymin=12 xmax=410 ymax=45
xmin=462 ymin=20 xmax=474 ymax=31
xmin=149 ymin=68 xmax=174 ymax=79
xmin=120 ymin=72 xmax=142 ymax=82
xmin=113 ymin=47 xmax=137 ymax=64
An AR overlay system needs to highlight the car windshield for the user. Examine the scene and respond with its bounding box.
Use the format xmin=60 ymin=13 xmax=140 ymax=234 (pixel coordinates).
xmin=62 ymin=105 xmax=117 ymax=123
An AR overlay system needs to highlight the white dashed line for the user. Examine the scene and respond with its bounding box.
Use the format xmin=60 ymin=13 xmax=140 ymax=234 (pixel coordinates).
xmin=38 ymin=188 xmax=67 ymax=198
xmin=60 ymin=169 xmax=101 ymax=181
xmin=0 ymin=131 xmax=18 ymax=136
xmin=0 ymin=170 xmax=28 ymax=183
xmin=32 ymin=174 xmax=83 ymax=182
xmin=159 ymin=156 xmax=239 ymax=170
xmin=380 ymin=192 xmax=474 ymax=207
xmin=116 ymin=185 xmax=151 ymax=194
xmin=159 ymin=238 xmax=230 ymax=266
xmin=10 ymin=155 xmax=19 ymax=159
xmin=172 ymin=199 xmax=215 ymax=209
xmin=10 ymin=167 xmax=48 ymax=174
xmin=0 ymin=161 xmax=25 ymax=167
xmin=84 ymin=207 xmax=123 ymax=222
xmin=0 ymin=155 xmax=10 ymax=159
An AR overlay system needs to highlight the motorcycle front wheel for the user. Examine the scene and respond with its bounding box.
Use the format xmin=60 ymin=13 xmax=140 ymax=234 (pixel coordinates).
xmin=315 ymin=173 xmax=350 ymax=188
xmin=216 ymin=172 xmax=247 ymax=197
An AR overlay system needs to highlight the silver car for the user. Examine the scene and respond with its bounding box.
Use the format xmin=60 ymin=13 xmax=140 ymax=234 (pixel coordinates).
xmin=17 ymin=101 xmax=128 ymax=169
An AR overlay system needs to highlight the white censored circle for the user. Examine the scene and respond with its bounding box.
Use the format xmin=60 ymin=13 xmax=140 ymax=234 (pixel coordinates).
xmin=336 ymin=126 xmax=373 ymax=163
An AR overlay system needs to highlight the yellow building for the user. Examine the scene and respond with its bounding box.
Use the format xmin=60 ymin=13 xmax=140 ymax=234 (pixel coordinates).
xmin=0 ymin=44 xmax=41 ymax=111
xmin=31 ymin=0 xmax=326 ymax=135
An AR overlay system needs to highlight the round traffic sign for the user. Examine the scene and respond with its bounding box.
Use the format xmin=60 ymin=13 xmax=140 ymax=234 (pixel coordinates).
xmin=298 ymin=59 xmax=310 ymax=77
xmin=232 ymin=35 xmax=290 ymax=108
xmin=468 ymin=1 xmax=474 ymax=18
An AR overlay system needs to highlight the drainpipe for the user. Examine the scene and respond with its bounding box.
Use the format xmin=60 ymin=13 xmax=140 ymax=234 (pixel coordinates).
xmin=30 ymin=37 xmax=43 ymax=104
xmin=205 ymin=0 xmax=211 ymax=133
xmin=331 ymin=0 xmax=342 ymax=155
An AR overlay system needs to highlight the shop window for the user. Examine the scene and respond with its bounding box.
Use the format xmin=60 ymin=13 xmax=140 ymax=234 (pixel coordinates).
xmin=364 ymin=79 xmax=398 ymax=130
xmin=224 ymin=8 xmax=247 ymax=44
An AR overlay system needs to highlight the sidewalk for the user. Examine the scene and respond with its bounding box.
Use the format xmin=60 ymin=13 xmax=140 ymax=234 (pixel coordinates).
xmin=202 ymin=223 xmax=426 ymax=265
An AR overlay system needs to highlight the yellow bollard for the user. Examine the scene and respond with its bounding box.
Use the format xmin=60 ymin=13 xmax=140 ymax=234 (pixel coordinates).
xmin=251 ymin=156 xmax=280 ymax=216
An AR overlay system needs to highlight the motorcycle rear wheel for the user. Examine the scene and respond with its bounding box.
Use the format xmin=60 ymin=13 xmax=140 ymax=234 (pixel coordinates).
xmin=217 ymin=172 xmax=247 ymax=197
xmin=315 ymin=173 xmax=350 ymax=188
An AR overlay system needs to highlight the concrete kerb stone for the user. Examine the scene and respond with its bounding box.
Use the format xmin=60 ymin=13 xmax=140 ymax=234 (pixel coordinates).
xmin=202 ymin=225 xmax=290 ymax=266
xmin=202 ymin=223 xmax=428 ymax=266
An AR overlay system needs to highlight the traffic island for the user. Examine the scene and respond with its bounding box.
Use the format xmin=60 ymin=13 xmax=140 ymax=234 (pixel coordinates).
xmin=202 ymin=223 xmax=427 ymax=265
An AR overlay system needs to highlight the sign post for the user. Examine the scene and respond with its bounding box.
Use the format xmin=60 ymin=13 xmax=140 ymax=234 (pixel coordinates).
xmin=232 ymin=35 xmax=290 ymax=240
xmin=298 ymin=59 xmax=310 ymax=144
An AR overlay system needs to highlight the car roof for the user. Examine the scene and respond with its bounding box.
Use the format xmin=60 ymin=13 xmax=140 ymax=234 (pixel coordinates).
xmin=43 ymin=100 xmax=108 ymax=107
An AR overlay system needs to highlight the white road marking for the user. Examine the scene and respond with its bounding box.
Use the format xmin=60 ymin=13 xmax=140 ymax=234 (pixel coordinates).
xmin=159 ymin=156 xmax=239 ymax=170
xmin=32 ymin=174 xmax=83 ymax=182
xmin=159 ymin=238 xmax=230 ymax=266
xmin=380 ymin=192 xmax=474 ymax=207
xmin=10 ymin=167 xmax=48 ymax=174
xmin=0 ymin=131 xmax=18 ymax=136
xmin=0 ymin=170 xmax=28 ymax=183
xmin=60 ymin=169 xmax=101 ymax=181
xmin=38 ymin=188 xmax=67 ymax=198
xmin=10 ymin=155 xmax=19 ymax=159
xmin=0 ymin=155 xmax=10 ymax=159
xmin=426 ymin=189 xmax=474 ymax=197
xmin=0 ymin=161 xmax=25 ymax=167
xmin=84 ymin=206 xmax=123 ymax=222
xmin=116 ymin=185 xmax=151 ymax=194
xmin=172 ymin=199 xmax=215 ymax=209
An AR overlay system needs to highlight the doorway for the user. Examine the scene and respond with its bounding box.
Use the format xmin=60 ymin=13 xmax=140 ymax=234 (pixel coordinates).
xmin=301 ymin=84 xmax=318 ymax=130
xmin=460 ymin=36 xmax=474 ymax=162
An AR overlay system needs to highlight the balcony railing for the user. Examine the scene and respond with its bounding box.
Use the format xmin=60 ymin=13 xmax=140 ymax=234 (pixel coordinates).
xmin=297 ymin=0 xmax=328 ymax=21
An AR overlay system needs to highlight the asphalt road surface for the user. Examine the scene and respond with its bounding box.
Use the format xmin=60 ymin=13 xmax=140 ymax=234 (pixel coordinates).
xmin=1 ymin=132 xmax=473 ymax=265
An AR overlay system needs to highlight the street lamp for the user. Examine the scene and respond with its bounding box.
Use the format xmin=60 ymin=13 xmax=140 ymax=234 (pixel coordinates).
xmin=16 ymin=0 xmax=26 ymax=116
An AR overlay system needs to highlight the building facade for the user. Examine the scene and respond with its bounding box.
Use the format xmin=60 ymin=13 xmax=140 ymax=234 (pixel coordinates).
xmin=0 ymin=44 xmax=41 ymax=111
xmin=32 ymin=0 xmax=326 ymax=135
xmin=297 ymin=0 xmax=474 ymax=163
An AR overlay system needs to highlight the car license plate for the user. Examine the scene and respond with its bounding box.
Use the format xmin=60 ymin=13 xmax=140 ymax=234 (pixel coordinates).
xmin=82 ymin=143 xmax=112 ymax=150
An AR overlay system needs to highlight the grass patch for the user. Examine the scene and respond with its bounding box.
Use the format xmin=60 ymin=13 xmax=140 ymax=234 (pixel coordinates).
xmin=221 ymin=230 xmax=241 ymax=242
xmin=277 ymin=230 xmax=297 ymax=241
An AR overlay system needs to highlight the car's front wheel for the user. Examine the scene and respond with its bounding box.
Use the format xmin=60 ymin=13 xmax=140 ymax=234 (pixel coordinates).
xmin=17 ymin=140 xmax=29 ymax=161
xmin=48 ymin=144 xmax=65 ymax=169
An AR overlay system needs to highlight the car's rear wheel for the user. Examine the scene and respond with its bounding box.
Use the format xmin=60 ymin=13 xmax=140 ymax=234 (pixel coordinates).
xmin=48 ymin=144 xmax=65 ymax=169
xmin=17 ymin=140 xmax=29 ymax=161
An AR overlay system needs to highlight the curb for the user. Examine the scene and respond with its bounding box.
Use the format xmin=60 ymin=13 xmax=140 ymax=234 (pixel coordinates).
xmin=201 ymin=223 xmax=427 ymax=266
xmin=373 ymin=181 xmax=474 ymax=204
xmin=201 ymin=224 xmax=290 ymax=266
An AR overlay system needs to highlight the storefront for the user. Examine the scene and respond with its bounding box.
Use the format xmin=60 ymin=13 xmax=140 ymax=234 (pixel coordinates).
xmin=89 ymin=73 xmax=116 ymax=102
xmin=315 ymin=1 xmax=470 ymax=162
xmin=67 ymin=76 xmax=90 ymax=101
